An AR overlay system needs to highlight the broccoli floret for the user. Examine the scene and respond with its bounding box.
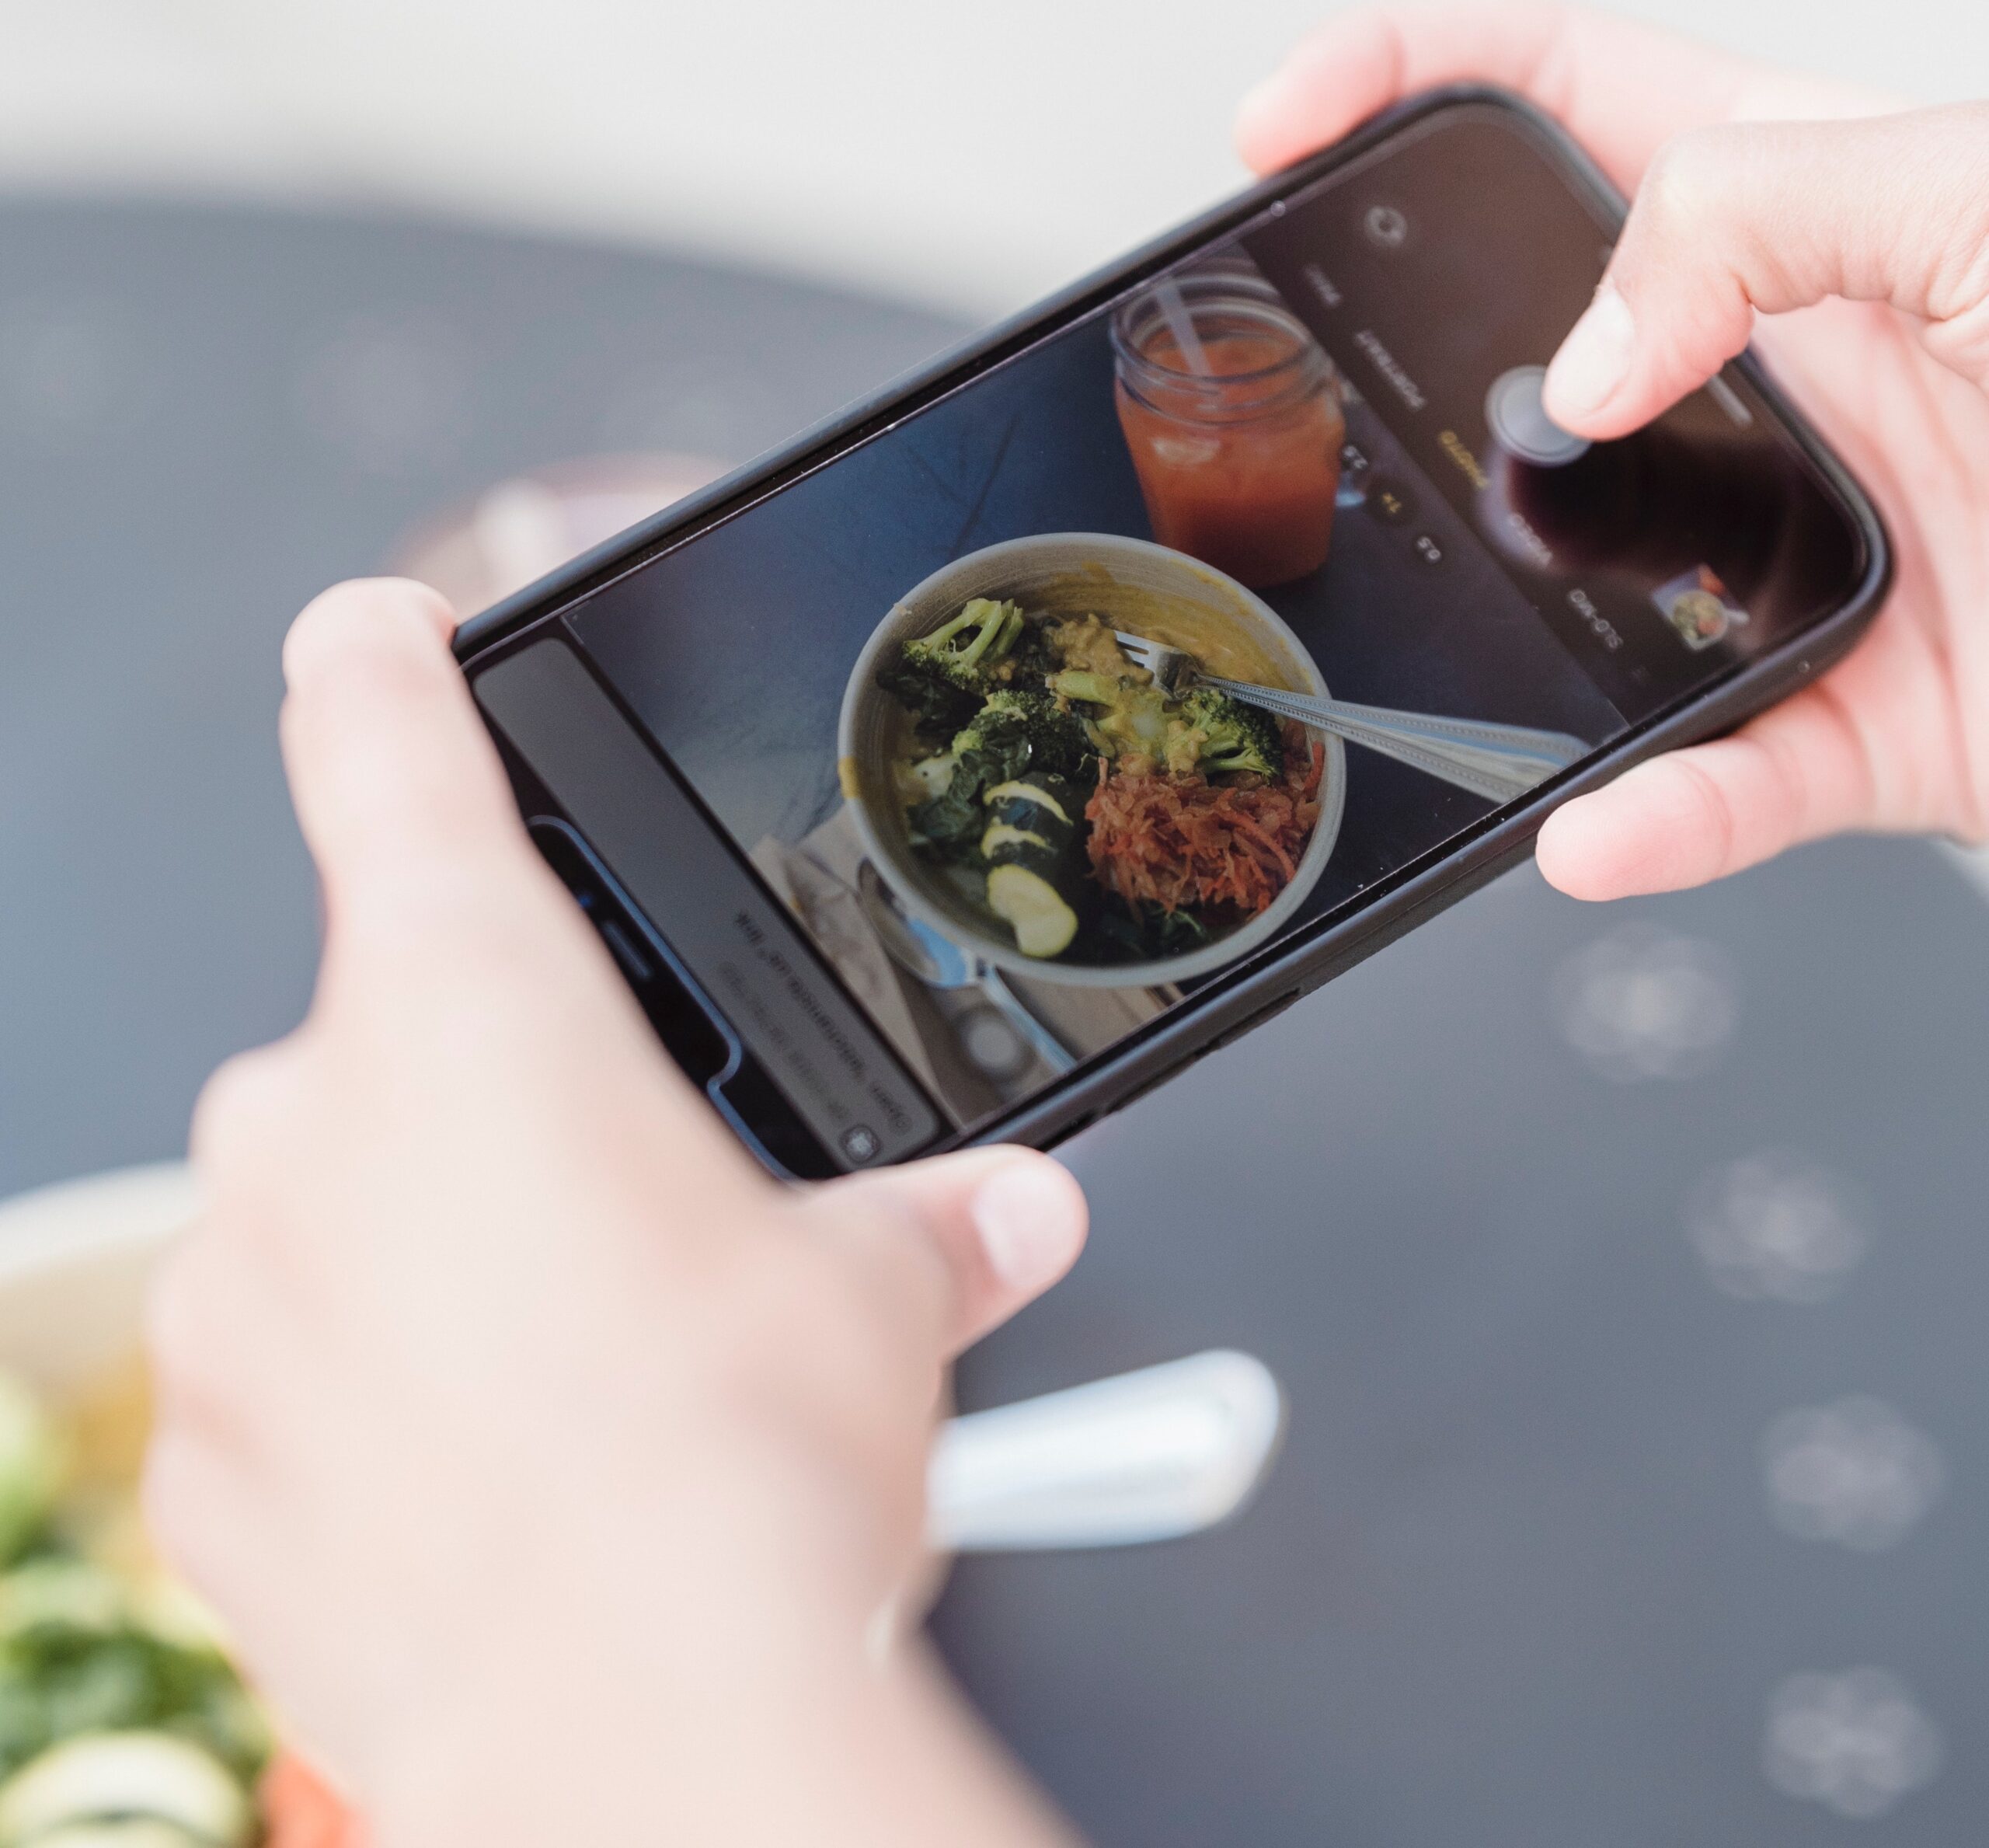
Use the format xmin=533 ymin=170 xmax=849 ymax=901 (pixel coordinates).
xmin=875 ymin=656 xmax=983 ymax=737
xmin=949 ymin=693 xmax=1029 ymax=761
xmin=970 ymin=689 xmax=1099 ymax=781
xmin=1050 ymin=668 xmax=1121 ymax=706
xmin=1176 ymin=687 xmax=1284 ymax=778
xmin=995 ymin=617 xmax=1061 ymax=685
xmin=905 ymin=598 xmax=1023 ymax=687
xmin=877 ymin=599 xmax=1026 ymax=734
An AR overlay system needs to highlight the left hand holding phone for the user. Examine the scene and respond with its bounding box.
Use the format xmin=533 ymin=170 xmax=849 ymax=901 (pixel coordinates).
xmin=143 ymin=578 xmax=1089 ymax=1848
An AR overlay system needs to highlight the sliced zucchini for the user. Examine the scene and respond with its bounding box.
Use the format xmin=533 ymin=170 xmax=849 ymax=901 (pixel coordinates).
xmin=985 ymin=776 xmax=1081 ymax=851
xmin=127 ymin=1585 xmax=232 ymax=1661
xmin=984 ymin=778 xmax=1072 ymax=828
xmin=0 ymin=1733 xmax=253 ymax=1848
xmin=0 ymin=1563 xmax=128 ymax=1641
xmin=28 ymin=1822 xmax=207 ymax=1848
xmin=905 ymin=752 xmax=957 ymax=800
xmin=981 ymin=770 xmax=1088 ymax=958
xmin=979 ymin=822 xmax=1050 ymax=859
xmin=987 ymin=863 xmax=1080 ymax=959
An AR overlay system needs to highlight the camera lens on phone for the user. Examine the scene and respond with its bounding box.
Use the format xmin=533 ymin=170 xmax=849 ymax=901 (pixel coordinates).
xmin=1363 ymin=204 xmax=1409 ymax=249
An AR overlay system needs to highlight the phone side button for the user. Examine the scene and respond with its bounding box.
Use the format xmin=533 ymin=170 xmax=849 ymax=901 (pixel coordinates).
xmin=1109 ymin=1047 xmax=1217 ymax=1120
xmin=1106 ymin=989 xmax=1302 ymax=1121
xmin=1206 ymin=986 xmax=1305 ymax=1056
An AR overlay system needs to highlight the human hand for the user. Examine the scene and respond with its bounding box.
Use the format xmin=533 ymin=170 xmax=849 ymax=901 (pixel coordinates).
xmin=1238 ymin=5 xmax=1989 ymax=898
xmin=144 ymin=580 xmax=1087 ymax=1848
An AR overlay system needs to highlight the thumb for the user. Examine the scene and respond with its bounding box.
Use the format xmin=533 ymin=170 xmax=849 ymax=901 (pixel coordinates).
xmin=1543 ymin=103 xmax=1989 ymax=438
xmin=279 ymin=577 xmax=574 ymax=950
xmin=803 ymin=1149 xmax=1088 ymax=1358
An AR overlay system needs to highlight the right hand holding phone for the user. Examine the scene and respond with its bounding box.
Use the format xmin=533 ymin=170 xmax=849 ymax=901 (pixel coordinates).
xmin=1239 ymin=3 xmax=1989 ymax=900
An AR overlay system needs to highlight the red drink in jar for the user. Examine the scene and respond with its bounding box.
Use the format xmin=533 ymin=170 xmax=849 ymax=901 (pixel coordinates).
xmin=1112 ymin=271 xmax=1345 ymax=588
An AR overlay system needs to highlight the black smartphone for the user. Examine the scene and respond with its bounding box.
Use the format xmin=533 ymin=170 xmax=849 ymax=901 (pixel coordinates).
xmin=457 ymin=87 xmax=1888 ymax=1179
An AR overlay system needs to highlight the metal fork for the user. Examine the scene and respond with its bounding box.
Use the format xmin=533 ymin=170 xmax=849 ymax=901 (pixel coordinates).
xmin=1112 ymin=629 xmax=1588 ymax=804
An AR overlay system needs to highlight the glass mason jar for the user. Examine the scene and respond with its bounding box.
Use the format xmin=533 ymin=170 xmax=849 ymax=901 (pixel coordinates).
xmin=1111 ymin=270 xmax=1346 ymax=588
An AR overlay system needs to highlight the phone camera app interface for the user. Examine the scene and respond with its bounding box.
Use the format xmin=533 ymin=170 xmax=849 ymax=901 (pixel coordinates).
xmin=556 ymin=104 xmax=1864 ymax=1148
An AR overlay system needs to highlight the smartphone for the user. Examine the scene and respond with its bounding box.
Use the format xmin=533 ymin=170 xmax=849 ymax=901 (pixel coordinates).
xmin=457 ymin=86 xmax=1889 ymax=1178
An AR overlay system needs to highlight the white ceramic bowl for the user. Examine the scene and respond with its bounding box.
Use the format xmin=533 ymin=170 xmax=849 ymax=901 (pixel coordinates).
xmin=838 ymin=533 xmax=1346 ymax=988
xmin=0 ymin=1164 xmax=191 ymax=1402
xmin=0 ymin=1167 xmax=1284 ymax=1556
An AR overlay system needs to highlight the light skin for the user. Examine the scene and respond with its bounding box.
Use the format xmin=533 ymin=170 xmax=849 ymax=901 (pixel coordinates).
xmin=146 ymin=10 xmax=1989 ymax=1845
xmin=1238 ymin=4 xmax=1989 ymax=901
xmin=146 ymin=578 xmax=1087 ymax=1848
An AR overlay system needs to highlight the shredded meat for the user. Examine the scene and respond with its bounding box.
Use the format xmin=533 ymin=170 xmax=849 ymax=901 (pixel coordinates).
xmin=1085 ymin=725 xmax=1324 ymax=921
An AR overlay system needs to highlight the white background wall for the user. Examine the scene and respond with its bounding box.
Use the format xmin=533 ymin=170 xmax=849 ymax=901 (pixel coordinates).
xmin=1 ymin=0 xmax=1984 ymax=319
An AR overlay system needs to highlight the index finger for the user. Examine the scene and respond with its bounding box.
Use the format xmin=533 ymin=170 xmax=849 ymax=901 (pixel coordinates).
xmin=1233 ymin=2 xmax=1886 ymax=190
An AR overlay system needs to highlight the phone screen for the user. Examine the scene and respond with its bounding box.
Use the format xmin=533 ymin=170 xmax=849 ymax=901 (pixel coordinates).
xmin=472 ymin=103 xmax=1868 ymax=1171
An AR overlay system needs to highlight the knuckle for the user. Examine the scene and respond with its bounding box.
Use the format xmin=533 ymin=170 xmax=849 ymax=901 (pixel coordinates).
xmin=1638 ymin=127 xmax=1733 ymax=235
xmin=144 ymin=1240 xmax=227 ymax=1392
xmin=138 ymin=1431 xmax=197 ymax=1565
xmin=335 ymin=859 xmax=491 ymax=964
xmin=188 ymin=1044 xmax=303 ymax=1179
xmin=333 ymin=889 xmax=576 ymax=1047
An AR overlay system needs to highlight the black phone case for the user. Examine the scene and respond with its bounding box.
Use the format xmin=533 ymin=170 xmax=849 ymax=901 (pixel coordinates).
xmin=455 ymin=85 xmax=1892 ymax=1164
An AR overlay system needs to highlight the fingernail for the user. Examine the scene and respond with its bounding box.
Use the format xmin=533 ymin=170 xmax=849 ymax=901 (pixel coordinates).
xmin=1546 ymin=284 xmax=1636 ymax=417
xmin=973 ymin=1160 xmax=1084 ymax=1292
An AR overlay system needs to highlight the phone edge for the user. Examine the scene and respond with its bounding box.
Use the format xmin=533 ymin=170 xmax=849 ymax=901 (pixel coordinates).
xmin=453 ymin=82 xmax=1895 ymax=1163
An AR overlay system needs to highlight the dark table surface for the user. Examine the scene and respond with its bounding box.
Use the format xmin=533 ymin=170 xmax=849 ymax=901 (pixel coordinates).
xmin=0 ymin=199 xmax=962 ymax=1198
xmin=940 ymin=842 xmax=1989 ymax=1845
xmin=5 ymin=197 xmax=1986 ymax=1843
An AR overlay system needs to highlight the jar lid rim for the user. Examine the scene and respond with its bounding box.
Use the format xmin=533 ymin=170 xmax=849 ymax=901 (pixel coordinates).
xmin=1110 ymin=291 xmax=1325 ymax=391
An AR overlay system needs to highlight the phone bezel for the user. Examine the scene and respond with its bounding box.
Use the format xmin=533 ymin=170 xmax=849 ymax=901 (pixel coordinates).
xmin=455 ymin=84 xmax=1892 ymax=1162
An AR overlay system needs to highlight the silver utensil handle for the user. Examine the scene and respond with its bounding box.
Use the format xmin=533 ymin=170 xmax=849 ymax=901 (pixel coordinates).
xmin=1331 ymin=720 xmax=1559 ymax=803
xmin=1204 ymin=677 xmax=1588 ymax=804
xmin=929 ymin=1350 xmax=1286 ymax=1551
xmin=1301 ymin=695 xmax=1590 ymax=765
xmin=978 ymin=966 xmax=1077 ymax=1075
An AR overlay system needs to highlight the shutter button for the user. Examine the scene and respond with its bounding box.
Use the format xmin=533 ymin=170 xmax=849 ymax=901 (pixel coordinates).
xmin=1485 ymin=364 xmax=1590 ymax=467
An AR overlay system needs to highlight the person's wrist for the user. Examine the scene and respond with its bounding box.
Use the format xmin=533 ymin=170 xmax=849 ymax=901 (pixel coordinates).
xmin=372 ymin=1637 xmax=977 ymax=1848
xmin=348 ymin=1456 xmax=906 ymax=1834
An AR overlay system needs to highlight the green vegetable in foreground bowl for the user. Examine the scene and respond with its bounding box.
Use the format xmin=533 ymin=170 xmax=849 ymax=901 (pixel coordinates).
xmin=0 ymin=1561 xmax=269 ymax=1787
xmin=970 ymin=690 xmax=1098 ymax=783
xmin=902 ymin=687 xmax=1100 ymax=859
xmin=0 ymin=1731 xmax=253 ymax=1848
xmin=0 ymin=1381 xmax=62 ymax=1567
xmin=0 ymin=1372 xmax=269 ymax=1848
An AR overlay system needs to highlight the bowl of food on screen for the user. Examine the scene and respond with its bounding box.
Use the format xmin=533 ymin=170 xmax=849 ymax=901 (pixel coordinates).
xmin=838 ymin=533 xmax=1346 ymax=989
